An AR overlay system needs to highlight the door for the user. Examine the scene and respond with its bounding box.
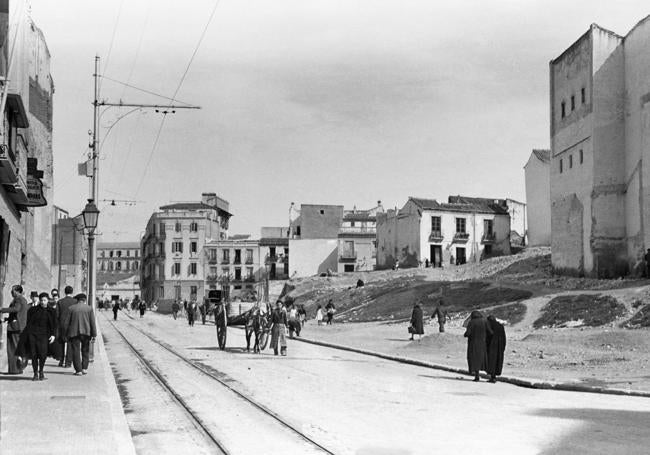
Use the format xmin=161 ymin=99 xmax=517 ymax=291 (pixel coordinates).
xmin=270 ymin=263 xmax=276 ymax=279
xmin=430 ymin=245 xmax=442 ymax=267
xmin=456 ymin=247 xmax=466 ymax=265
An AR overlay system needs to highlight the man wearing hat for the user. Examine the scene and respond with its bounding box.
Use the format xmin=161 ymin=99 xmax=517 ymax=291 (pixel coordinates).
xmin=57 ymin=286 xmax=76 ymax=367
xmin=0 ymin=285 xmax=28 ymax=374
xmin=62 ymin=293 xmax=96 ymax=375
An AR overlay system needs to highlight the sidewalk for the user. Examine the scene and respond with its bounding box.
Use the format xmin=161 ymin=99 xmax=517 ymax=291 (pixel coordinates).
xmin=0 ymin=332 xmax=135 ymax=455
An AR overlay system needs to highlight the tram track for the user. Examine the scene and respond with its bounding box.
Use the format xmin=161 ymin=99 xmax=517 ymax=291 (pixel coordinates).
xmin=106 ymin=312 xmax=336 ymax=455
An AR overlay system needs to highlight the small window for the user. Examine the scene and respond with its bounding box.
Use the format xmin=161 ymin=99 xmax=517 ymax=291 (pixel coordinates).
xmin=431 ymin=216 xmax=441 ymax=233
xmin=172 ymin=241 xmax=183 ymax=253
xmin=172 ymin=263 xmax=181 ymax=275
xmin=561 ymin=101 xmax=566 ymax=118
xmin=455 ymin=218 xmax=466 ymax=234
xmin=581 ymin=87 xmax=586 ymax=104
xmin=560 ymin=158 xmax=563 ymax=173
xmin=571 ymin=95 xmax=575 ymax=111
xmin=190 ymin=241 xmax=197 ymax=254
xmin=190 ymin=263 xmax=197 ymax=275
xmin=569 ymin=155 xmax=573 ymax=168
xmin=175 ymin=222 xmax=181 ymax=232
xmin=190 ymin=222 xmax=198 ymax=232
xmin=159 ymin=286 xmax=164 ymax=298
xmin=319 ymin=209 xmax=325 ymax=215
xmin=190 ymin=286 xmax=197 ymax=297
xmin=580 ymin=149 xmax=583 ymax=164
xmin=126 ymin=250 xmax=130 ymax=257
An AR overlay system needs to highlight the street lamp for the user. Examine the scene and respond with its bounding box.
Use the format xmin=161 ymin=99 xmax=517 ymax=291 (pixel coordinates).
xmin=82 ymin=199 xmax=100 ymax=311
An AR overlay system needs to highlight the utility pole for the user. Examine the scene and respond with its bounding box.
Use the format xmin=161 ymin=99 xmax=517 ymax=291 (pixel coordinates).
xmin=86 ymin=55 xmax=200 ymax=311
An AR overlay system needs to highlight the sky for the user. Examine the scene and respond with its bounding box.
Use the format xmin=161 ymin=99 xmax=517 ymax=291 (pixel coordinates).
xmin=28 ymin=0 xmax=650 ymax=241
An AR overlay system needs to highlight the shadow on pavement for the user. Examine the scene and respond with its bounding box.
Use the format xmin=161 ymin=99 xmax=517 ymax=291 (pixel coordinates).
xmin=0 ymin=374 xmax=32 ymax=381
xmin=533 ymin=408 xmax=650 ymax=454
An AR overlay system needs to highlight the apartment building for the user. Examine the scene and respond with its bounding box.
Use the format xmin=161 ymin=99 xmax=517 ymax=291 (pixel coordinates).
xmin=203 ymin=236 xmax=262 ymax=301
xmin=259 ymin=226 xmax=289 ymax=280
xmin=337 ymin=203 xmax=383 ymax=273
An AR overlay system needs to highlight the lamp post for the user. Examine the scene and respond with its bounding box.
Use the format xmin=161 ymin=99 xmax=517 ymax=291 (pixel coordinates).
xmin=82 ymin=199 xmax=100 ymax=311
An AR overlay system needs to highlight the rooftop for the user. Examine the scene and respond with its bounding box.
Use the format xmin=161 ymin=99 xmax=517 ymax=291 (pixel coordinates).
xmin=159 ymin=202 xmax=232 ymax=217
xmin=98 ymin=242 xmax=141 ymax=250
xmin=409 ymin=196 xmax=510 ymax=215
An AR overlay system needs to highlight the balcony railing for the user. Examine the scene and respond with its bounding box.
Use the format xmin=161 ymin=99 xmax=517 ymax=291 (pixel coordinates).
xmin=428 ymin=230 xmax=444 ymax=242
xmin=233 ymin=258 xmax=241 ymax=265
xmin=339 ymin=251 xmax=357 ymax=262
xmin=221 ymin=258 xmax=230 ymax=264
xmin=452 ymin=232 xmax=470 ymax=243
xmin=338 ymin=226 xmax=376 ymax=235
xmin=206 ymin=274 xmax=219 ymax=282
xmin=245 ymin=258 xmax=254 ymax=264
xmin=0 ymin=144 xmax=19 ymax=186
xmin=244 ymin=276 xmax=256 ymax=283
xmin=481 ymin=232 xmax=496 ymax=243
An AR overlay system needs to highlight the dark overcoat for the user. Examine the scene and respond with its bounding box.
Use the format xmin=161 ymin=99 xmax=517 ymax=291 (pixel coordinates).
xmin=410 ymin=304 xmax=424 ymax=335
xmin=464 ymin=312 xmax=492 ymax=373
xmin=486 ymin=317 xmax=506 ymax=376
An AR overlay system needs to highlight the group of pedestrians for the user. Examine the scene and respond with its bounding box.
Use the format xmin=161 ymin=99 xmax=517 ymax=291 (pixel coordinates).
xmin=315 ymin=300 xmax=336 ymax=325
xmin=407 ymin=289 xmax=507 ymax=382
xmin=1 ymin=285 xmax=96 ymax=380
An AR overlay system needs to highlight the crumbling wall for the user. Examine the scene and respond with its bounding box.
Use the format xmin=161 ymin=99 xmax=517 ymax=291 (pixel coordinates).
xmin=551 ymin=194 xmax=584 ymax=275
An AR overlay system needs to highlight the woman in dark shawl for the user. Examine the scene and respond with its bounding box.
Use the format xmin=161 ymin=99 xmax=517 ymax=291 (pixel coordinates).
xmin=409 ymin=300 xmax=424 ymax=341
xmin=463 ymin=310 xmax=492 ymax=381
xmin=486 ymin=315 xmax=506 ymax=383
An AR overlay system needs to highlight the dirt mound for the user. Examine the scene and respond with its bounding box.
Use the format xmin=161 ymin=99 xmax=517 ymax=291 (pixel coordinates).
xmin=533 ymin=294 xmax=626 ymax=328
xmin=622 ymin=304 xmax=650 ymax=328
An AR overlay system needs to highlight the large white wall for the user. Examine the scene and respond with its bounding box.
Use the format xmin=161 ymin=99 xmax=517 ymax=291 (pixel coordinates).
xmin=289 ymin=239 xmax=338 ymax=277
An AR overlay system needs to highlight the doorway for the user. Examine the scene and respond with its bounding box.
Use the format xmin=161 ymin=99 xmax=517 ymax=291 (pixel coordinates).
xmin=429 ymin=245 xmax=442 ymax=267
xmin=456 ymin=247 xmax=466 ymax=265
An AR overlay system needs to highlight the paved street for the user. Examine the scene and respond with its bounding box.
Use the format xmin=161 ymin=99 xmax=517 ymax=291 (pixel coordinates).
xmin=103 ymin=312 xmax=650 ymax=455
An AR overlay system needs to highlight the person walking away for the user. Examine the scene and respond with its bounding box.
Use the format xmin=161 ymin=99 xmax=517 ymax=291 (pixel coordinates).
xmin=269 ymin=301 xmax=288 ymax=356
xmin=199 ymin=299 xmax=207 ymax=325
xmin=57 ymin=286 xmax=76 ymax=368
xmin=172 ymin=300 xmax=180 ymax=320
xmin=63 ymin=294 xmax=97 ymax=376
xmin=20 ymin=293 xmax=56 ymax=380
xmin=112 ymin=300 xmax=119 ymax=321
xmin=325 ymin=300 xmax=336 ymax=325
xmin=315 ymin=304 xmax=324 ymax=326
xmin=464 ymin=310 xmax=492 ymax=381
xmin=287 ymin=304 xmax=301 ymax=338
xmin=47 ymin=289 xmax=62 ymax=361
xmin=409 ymin=300 xmax=424 ymax=341
xmin=187 ymin=300 xmax=197 ymax=326
xmin=138 ymin=300 xmax=146 ymax=318
xmin=1 ymin=285 xmax=29 ymax=374
xmin=486 ymin=315 xmax=506 ymax=383
xmin=431 ymin=291 xmax=449 ymax=333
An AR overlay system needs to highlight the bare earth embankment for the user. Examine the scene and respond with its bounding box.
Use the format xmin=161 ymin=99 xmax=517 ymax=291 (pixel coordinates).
xmin=284 ymin=247 xmax=650 ymax=392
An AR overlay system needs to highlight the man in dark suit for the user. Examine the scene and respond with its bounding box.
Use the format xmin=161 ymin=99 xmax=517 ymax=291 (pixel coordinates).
xmin=63 ymin=293 xmax=97 ymax=376
xmin=1 ymin=285 xmax=29 ymax=374
xmin=57 ymin=286 xmax=76 ymax=367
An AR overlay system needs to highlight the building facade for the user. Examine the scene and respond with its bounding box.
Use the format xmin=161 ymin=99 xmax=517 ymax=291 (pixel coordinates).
xmin=259 ymin=226 xmax=289 ymax=280
xmin=51 ymin=206 xmax=87 ymax=294
xmin=337 ymin=205 xmax=382 ymax=273
xmin=203 ymin=237 xmax=263 ymax=302
xmin=0 ymin=2 xmax=54 ymax=372
xmin=140 ymin=192 xmax=231 ymax=305
xmin=376 ymin=196 xmax=511 ymax=269
xmin=550 ymin=19 xmax=650 ymax=276
xmin=524 ymin=149 xmax=551 ymax=246
xmin=96 ymin=242 xmax=140 ymax=302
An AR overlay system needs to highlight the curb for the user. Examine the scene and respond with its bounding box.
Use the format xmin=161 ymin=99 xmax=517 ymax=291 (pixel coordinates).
xmin=291 ymin=336 xmax=650 ymax=398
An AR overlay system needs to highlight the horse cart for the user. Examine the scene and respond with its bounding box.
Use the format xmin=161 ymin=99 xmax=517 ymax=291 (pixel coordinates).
xmin=206 ymin=290 xmax=271 ymax=352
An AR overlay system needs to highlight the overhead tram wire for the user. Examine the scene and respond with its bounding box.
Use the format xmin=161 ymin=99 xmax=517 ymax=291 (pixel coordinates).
xmin=98 ymin=0 xmax=125 ymax=93
xmin=99 ymin=75 xmax=194 ymax=106
xmin=132 ymin=0 xmax=222 ymax=200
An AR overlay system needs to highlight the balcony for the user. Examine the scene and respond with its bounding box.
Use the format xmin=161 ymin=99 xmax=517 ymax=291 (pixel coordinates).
xmin=339 ymin=250 xmax=357 ymax=262
xmin=267 ymin=254 xmax=278 ymax=263
xmin=481 ymin=232 xmax=496 ymax=244
xmin=233 ymin=258 xmax=241 ymax=265
xmin=0 ymin=144 xmax=19 ymax=186
xmin=338 ymin=226 xmax=376 ymax=236
xmin=428 ymin=231 xmax=444 ymax=243
xmin=208 ymin=257 xmax=219 ymax=264
xmin=206 ymin=274 xmax=219 ymax=283
xmin=452 ymin=232 xmax=470 ymax=243
xmin=245 ymin=258 xmax=254 ymax=264
xmin=221 ymin=258 xmax=230 ymax=264
xmin=244 ymin=276 xmax=256 ymax=283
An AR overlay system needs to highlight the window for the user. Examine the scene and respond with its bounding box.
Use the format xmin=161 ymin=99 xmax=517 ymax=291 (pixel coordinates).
xmin=100 ymin=262 xmax=105 ymax=271
xmin=189 ymin=263 xmax=197 ymax=275
xmin=247 ymin=267 xmax=254 ymax=279
xmin=560 ymin=158 xmax=563 ymax=173
xmin=175 ymin=222 xmax=181 ymax=232
xmin=569 ymin=154 xmax=573 ymax=168
xmin=100 ymin=251 xmax=105 ymax=258
xmin=209 ymin=249 xmax=218 ymax=261
xmin=431 ymin=216 xmax=441 ymax=234
xmin=117 ymin=250 xmax=122 ymax=258
xmin=126 ymin=250 xmax=130 ymax=257
xmin=190 ymin=222 xmax=198 ymax=232
xmin=134 ymin=261 xmax=139 ymax=270
xmin=222 ymin=267 xmax=230 ymax=278
xmin=210 ymin=266 xmax=217 ymax=275
xmin=109 ymin=250 xmax=114 ymax=258
xmin=284 ymin=247 xmax=289 ymax=255
xmin=571 ymin=95 xmax=575 ymax=111
xmin=350 ymin=221 xmax=355 ymax=227
xmin=172 ymin=241 xmax=183 ymax=253
xmin=245 ymin=249 xmax=253 ymax=263
xmin=580 ymin=149 xmax=583 ymax=164
xmin=125 ymin=262 xmax=130 ymax=271
xmin=222 ymin=249 xmax=230 ymax=263
xmin=159 ymin=286 xmax=164 ymax=299
xmin=190 ymin=241 xmax=198 ymax=254
xmin=581 ymin=87 xmax=586 ymax=104
xmin=108 ymin=262 xmax=113 ymax=271
xmin=561 ymin=101 xmax=566 ymax=118
xmin=484 ymin=219 xmax=494 ymax=235
xmin=319 ymin=209 xmax=325 ymax=215
xmin=234 ymin=249 xmax=241 ymax=264
xmin=296 ymin=226 xmax=301 ymax=236
xmin=174 ymin=285 xmax=181 ymax=300
xmin=235 ymin=268 xmax=242 ymax=280
xmin=159 ymin=222 xmax=165 ymax=234
xmin=455 ymin=218 xmax=466 ymax=234
xmin=172 ymin=263 xmax=181 ymax=275
xmin=190 ymin=286 xmax=197 ymax=297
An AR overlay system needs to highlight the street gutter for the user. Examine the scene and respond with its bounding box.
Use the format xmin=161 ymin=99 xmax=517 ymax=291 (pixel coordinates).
xmin=290 ymin=335 xmax=650 ymax=399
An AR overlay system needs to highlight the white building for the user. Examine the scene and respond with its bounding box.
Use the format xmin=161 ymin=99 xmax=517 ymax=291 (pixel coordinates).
xmin=524 ymin=149 xmax=551 ymax=246
xmin=376 ymin=196 xmax=511 ymax=269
